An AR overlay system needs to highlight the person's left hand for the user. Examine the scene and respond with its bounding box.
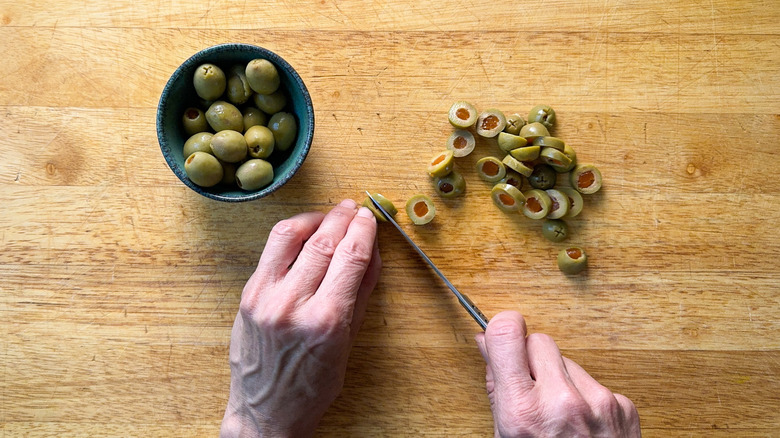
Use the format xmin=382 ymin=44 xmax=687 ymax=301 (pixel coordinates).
xmin=221 ymin=199 xmax=382 ymax=438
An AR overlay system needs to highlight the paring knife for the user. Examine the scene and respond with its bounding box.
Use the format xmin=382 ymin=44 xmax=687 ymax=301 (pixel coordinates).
xmin=365 ymin=192 xmax=489 ymax=331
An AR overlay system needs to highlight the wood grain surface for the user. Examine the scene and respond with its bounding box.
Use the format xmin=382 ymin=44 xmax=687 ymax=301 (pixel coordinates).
xmin=2 ymin=1 xmax=779 ymax=436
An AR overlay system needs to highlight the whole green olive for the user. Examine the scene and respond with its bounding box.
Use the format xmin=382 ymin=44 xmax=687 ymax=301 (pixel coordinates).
xmin=242 ymin=107 xmax=268 ymax=132
xmin=253 ymin=90 xmax=287 ymax=115
xmin=220 ymin=161 xmax=237 ymax=186
xmin=226 ymin=65 xmax=253 ymax=105
xmin=245 ymin=125 xmax=275 ymax=159
xmin=182 ymin=107 xmax=209 ymax=136
xmin=542 ymin=219 xmax=569 ymax=242
xmin=183 ymin=132 xmax=214 ymax=158
xmin=206 ymin=101 xmax=244 ymax=132
xmin=184 ymin=151 xmax=223 ymax=187
xmin=245 ymin=59 xmax=280 ymax=95
xmin=193 ymin=63 xmax=226 ymax=101
xmin=504 ymin=113 xmax=526 ymax=135
xmin=528 ymin=164 xmax=557 ymax=190
xmin=235 ymin=159 xmax=274 ymax=191
xmin=268 ymin=112 xmax=297 ymax=152
xmin=210 ymin=130 xmax=247 ymax=163
xmin=528 ymin=104 xmax=556 ymax=130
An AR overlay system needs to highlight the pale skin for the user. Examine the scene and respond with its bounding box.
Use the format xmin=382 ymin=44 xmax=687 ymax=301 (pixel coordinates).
xmin=221 ymin=199 xmax=640 ymax=437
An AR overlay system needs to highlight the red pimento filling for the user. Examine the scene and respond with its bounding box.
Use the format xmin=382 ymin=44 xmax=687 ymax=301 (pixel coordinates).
xmin=482 ymin=161 xmax=499 ymax=176
xmin=414 ymin=201 xmax=429 ymax=217
xmin=481 ymin=115 xmax=499 ymax=130
xmin=578 ymin=171 xmax=595 ymax=189
xmin=527 ymin=197 xmax=542 ymax=213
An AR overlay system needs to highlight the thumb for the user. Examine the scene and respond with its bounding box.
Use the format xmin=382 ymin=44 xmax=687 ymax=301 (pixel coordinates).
xmin=483 ymin=311 xmax=535 ymax=399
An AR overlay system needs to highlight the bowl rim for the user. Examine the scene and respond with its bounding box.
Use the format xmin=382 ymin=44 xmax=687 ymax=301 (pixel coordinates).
xmin=156 ymin=43 xmax=314 ymax=202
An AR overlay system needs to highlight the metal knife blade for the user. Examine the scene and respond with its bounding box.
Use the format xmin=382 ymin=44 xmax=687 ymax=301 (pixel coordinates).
xmin=365 ymin=192 xmax=489 ymax=331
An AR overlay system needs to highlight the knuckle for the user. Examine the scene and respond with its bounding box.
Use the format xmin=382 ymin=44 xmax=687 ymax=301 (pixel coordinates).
xmin=486 ymin=317 xmax=525 ymax=342
xmin=554 ymin=389 xmax=590 ymax=417
xmin=313 ymin=305 xmax=351 ymax=336
xmin=614 ymin=393 xmax=640 ymax=419
xmin=591 ymin=387 xmax=620 ymax=414
xmin=306 ymin=233 xmax=341 ymax=259
xmin=270 ymin=219 xmax=304 ymax=242
xmin=336 ymin=238 xmax=373 ymax=268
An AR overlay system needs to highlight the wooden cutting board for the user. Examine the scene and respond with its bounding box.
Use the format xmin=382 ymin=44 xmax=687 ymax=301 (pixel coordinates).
xmin=1 ymin=1 xmax=779 ymax=436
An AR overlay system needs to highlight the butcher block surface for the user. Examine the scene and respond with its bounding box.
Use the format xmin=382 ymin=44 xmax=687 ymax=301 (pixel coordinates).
xmin=1 ymin=1 xmax=779 ymax=436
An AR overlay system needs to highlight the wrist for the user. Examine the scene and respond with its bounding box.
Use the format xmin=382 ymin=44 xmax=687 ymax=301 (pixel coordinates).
xmin=221 ymin=396 xmax=316 ymax=438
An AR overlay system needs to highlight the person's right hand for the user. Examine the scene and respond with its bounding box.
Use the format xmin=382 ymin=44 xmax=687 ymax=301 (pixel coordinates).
xmin=475 ymin=311 xmax=641 ymax=437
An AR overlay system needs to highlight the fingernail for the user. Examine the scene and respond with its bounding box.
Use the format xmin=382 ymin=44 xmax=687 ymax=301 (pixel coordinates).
xmin=339 ymin=199 xmax=358 ymax=210
xmin=356 ymin=207 xmax=375 ymax=219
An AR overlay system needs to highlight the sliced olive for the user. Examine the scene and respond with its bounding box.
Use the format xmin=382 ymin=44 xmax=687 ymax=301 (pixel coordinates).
xmin=497 ymin=132 xmax=528 ymax=152
xmin=491 ymin=183 xmax=525 ymax=212
xmin=557 ymin=143 xmax=577 ymax=173
xmin=509 ymin=145 xmax=541 ymax=161
xmin=504 ymin=113 xmax=526 ymax=135
xmin=476 ymin=109 xmax=507 ymax=138
xmin=528 ymin=164 xmax=557 ymax=190
xmin=475 ymin=156 xmax=506 ymax=183
xmin=446 ymin=130 xmax=476 ymax=158
xmin=362 ymin=193 xmax=398 ymax=222
xmin=406 ymin=194 xmax=436 ymax=225
xmin=434 ymin=170 xmax=466 ymax=198
xmin=542 ymin=219 xmax=569 ymax=242
xmin=502 ymin=155 xmax=534 ymax=177
xmin=570 ymin=164 xmax=602 ymax=194
xmin=521 ymin=189 xmax=552 ymax=220
xmin=448 ymin=101 xmax=478 ymax=129
xmin=558 ymin=187 xmax=584 ymax=218
xmin=532 ymin=136 xmax=565 ymax=151
xmin=528 ymin=104 xmax=556 ymax=130
xmin=499 ymin=169 xmax=524 ymax=190
xmin=427 ymin=150 xmax=455 ymax=178
xmin=540 ymin=147 xmax=573 ymax=171
xmin=545 ymin=189 xmax=570 ymax=219
xmin=519 ymin=122 xmax=550 ymax=142
xmin=557 ymin=246 xmax=587 ymax=274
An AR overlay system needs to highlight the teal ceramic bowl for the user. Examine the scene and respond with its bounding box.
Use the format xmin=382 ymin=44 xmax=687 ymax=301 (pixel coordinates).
xmin=156 ymin=44 xmax=314 ymax=202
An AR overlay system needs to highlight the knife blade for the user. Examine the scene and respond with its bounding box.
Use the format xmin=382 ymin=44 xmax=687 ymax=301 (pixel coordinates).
xmin=365 ymin=192 xmax=489 ymax=331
